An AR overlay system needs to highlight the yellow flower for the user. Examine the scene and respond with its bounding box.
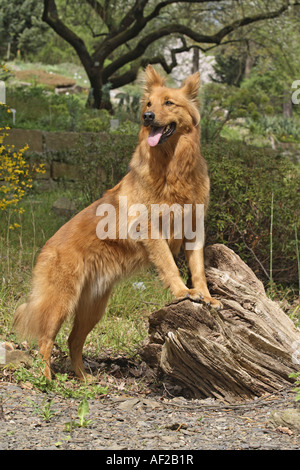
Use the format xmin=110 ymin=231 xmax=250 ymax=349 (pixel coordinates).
xmin=9 ymin=223 xmax=21 ymax=230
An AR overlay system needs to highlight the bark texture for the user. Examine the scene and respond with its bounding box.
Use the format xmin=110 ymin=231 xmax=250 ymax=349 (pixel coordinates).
xmin=140 ymin=244 xmax=300 ymax=403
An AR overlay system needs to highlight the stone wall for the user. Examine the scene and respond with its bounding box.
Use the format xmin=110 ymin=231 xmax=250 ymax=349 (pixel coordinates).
xmin=3 ymin=128 xmax=106 ymax=186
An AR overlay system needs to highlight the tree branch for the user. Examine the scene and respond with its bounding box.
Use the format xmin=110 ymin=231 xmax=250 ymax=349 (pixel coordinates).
xmin=108 ymin=37 xmax=191 ymax=88
xmin=143 ymin=0 xmax=227 ymax=24
xmin=85 ymin=0 xmax=116 ymax=31
xmin=103 ymin=1 xmax=297 ymax=84
xmin=85 ymin=0 xmax=105 ymax=19
xmin=42 ymin=0 xmax=93 ymax=72
xmin=118 ymin=0 xmax=149 ymax=31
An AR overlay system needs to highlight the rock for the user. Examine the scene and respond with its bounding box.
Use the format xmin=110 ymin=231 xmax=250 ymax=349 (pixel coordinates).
xmin=118 ymin=398 xmax=140 ymax=411
xmin=270 ymin=408 xmax=300 ymax=433
xmin=161 ymin=435 xmax=178 ymax=444
xmin=3 ymin=128 xmax=43 ymax=153
xmin=4 ymin=350 xmax=33 ymax=368
xmin=51 ymin=197 xmax=76 ymax=218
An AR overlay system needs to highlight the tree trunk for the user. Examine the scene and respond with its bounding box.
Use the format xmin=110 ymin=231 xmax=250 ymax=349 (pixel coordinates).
xmin=192 ymin=47 xmax=199 ymax=74
xmin=140 ymin=244 xmax=300 ymax=403
xmin=244 ymin=54 xmax=253 ymax=79
xmin=86 ymin=69 xmax=113 ymax=111
xmin=283 ymin=89 xmax=293 ymax=118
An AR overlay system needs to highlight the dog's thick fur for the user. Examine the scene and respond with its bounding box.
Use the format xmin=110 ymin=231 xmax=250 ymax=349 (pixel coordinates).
xmin=13 ymin=65 xmax=221 ymax=380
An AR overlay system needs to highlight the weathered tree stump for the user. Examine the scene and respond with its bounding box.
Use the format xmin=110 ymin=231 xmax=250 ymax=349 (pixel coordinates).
xmin=140 ymin=244 xmax=300 ymax=403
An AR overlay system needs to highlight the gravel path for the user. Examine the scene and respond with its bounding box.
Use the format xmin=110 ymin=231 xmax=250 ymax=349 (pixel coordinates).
xmin=1 ymin=380 xmax=299 ymax=451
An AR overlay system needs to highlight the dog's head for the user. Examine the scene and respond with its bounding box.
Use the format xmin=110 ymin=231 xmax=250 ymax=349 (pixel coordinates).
xmin=141 ymin=65 xmax=201 ymax=147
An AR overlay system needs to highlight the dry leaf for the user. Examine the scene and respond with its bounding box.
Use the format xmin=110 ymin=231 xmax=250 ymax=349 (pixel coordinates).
xmin=276 ymin=426 xmax=293 ymax=435
xmin=21 ymin=381 xmax=33 ymax=390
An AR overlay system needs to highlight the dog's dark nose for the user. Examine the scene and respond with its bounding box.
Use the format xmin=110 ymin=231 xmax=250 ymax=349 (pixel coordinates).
xmin=143 ymin=111 xmax=155 ymax=125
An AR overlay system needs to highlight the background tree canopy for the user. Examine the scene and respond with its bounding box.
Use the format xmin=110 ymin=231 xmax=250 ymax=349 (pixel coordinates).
xmin=1 ymin=0 xmax=299 ymax=109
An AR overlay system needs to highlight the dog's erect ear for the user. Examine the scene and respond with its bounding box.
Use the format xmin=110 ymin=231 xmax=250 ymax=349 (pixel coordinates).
xmin=181 ymin=72 xmax=201 ymax=126
xmin=181 ymin=72 xmax=201 ymax=102
xmin=143 ymin=65 xmax=165 ymax=94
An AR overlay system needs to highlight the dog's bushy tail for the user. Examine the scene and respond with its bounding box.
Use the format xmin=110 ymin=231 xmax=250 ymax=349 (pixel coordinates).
xmin=13 ymin=302 xmax=39 ymax=342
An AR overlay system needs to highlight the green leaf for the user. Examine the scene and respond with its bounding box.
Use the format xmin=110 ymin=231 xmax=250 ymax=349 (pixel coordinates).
xmin=77 ymin=398 xmax=89 ymax=426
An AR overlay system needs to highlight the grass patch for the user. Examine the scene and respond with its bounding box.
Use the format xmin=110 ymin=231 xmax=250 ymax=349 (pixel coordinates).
xmin=7 ymin=61 xmax=89 ymax=88
xmin=12 ymin=69 xmax=76 ymax=89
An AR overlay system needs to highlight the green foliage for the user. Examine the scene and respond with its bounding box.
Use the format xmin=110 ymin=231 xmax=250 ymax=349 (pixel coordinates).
xmin=28 ymin=397 xmax=56 ymax=422
xmin=290 ymin=372 xmax=300 ymax=402
xmin=70 ymin=132 xmax=136 ymax=208
xmin=13 ymin=355 xmax=108 ymax=398
xmin=111 ymin=120 xmax=140 ymax=136
xmin=0 ymin=74 xmax=46 ymax=216
xmin=5 ymin=85 xmax=112 ymax=132
xmin=200 ymin=82 xmax=273 ymax=141
xmin=203 ymin=139 xmax=300 ymax=285
xmin=241 ymin=71 xmax=284 ymax=114
xmin=115 ymin=87 xmax=141 ymax=120
xmin=0 ymin=0 xmax=49 ymax=59
xmin=211 ymin=49 xmax=247 ymax=86
xmin=63 ymin=398 xmax=93 ymax=433
xmin=34 ymin=35 xmax=79 ymax=65
xmin=76 ymin=398 xmax=93 ymax=427
xmin=247 ymin=115 xmax=300 ymax=143
xmin=81 ymin=109 xmax=111 ymax=132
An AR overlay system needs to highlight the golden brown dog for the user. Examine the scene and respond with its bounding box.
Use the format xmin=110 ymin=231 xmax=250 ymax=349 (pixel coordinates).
xmin=13 ymin=65 xmax=221 ymax=381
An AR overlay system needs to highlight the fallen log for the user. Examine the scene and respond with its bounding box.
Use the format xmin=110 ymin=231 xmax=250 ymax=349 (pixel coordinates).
xmin=140 ymin=244 xmax=300 ymax=403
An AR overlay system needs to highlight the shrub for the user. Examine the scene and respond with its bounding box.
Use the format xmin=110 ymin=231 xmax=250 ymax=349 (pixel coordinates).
xmin=247 ymin=115 xmax=300 ymax=143
xmin=66 ymin=132 xmax=137 ymax=208
xmin=0 ymin=125 xmax=45 ymax=218
xmin=199 ymin=82 xmax=273 ymax=141
xmin=80 ymin=110 xmax=111 ymax=132
xmin=203 ymin=139 xmax=300 ymax=284
xmin=5 ymin=85 xmax=113 ymax=132
xmin=0 ymin=69 xmax=45 ymax=218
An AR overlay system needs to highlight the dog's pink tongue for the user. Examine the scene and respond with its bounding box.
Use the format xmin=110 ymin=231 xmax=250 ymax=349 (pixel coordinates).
xmin=148 ymin=127 xmax=164 ymax=147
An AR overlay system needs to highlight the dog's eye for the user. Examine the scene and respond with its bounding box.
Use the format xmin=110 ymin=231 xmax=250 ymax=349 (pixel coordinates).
xmin=165 ymin=100 xmax=174 ymax=106
xmin=147 ymin=101 xmax=151 ymax=107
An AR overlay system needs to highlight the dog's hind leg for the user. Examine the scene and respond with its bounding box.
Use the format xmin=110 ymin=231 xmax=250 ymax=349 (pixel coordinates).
xmin=36 ymin=297 xmax=79 ymax=380
xmin=68 ymin=287 xmax=112 ymax=380
xmin=39 ymin=333 xmax=62 ymax=381
xmin=14 ymin=269 xmax=84 ymax=380
xmin=14 ymin=297 xmax=75 ymax=381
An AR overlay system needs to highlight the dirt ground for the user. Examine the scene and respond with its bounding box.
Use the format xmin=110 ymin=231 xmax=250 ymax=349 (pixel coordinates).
xmin=1 ymin=352 xmax=299 ymax=452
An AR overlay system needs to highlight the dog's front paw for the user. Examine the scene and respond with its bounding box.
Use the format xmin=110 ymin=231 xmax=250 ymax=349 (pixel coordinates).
xmin=173 ymin=288 xmax=203 ymax=303
xmin=186 ymin=288 xmax=204 ymax=302
xmin=200 ymin=296 xmax=222 ymax=310
xmin=173 ymin=288 xmax=222 ymax=310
